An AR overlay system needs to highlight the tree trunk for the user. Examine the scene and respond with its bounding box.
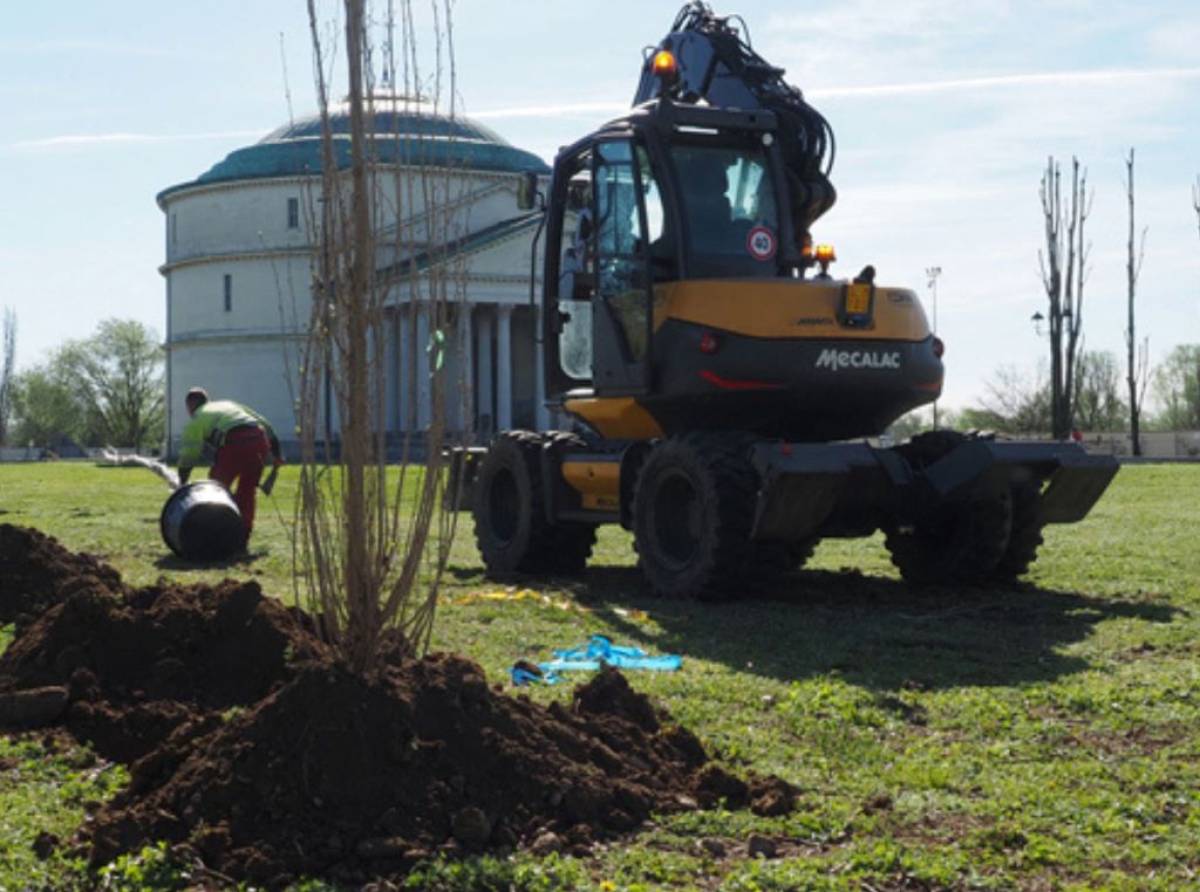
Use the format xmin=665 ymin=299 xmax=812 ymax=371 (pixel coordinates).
xmin=1039 ymin=157 xmax=1089 ymax=440
xmin=1125 ymin=149 xmax=1145 ymax=457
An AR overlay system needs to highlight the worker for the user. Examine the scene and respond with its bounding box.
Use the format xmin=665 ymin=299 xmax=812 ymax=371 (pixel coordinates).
xmin=177 ymin=387 xmax=282 ymax=542
xmin=676 ymin=151 xmax=736 ymax=254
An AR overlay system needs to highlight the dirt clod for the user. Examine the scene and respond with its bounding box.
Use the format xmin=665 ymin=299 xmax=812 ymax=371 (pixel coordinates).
xmin=32 ymin=830 xmax=60 ymax=860
xmin=0 ymin=685 xmax=69 ymax=728
xmin=749 ymin=775 xmax=799 ymax=817
xmin=747 ymin=833 xmax=777 ymax=859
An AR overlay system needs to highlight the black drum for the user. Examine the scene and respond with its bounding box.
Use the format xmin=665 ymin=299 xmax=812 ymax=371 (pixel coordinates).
xmin=159 ymin=481 xmax=245 ymax=561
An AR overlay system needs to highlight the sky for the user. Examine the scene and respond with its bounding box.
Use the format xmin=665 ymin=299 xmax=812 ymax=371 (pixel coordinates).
xmin=1 ymin=0 xmax=1197 ymax=411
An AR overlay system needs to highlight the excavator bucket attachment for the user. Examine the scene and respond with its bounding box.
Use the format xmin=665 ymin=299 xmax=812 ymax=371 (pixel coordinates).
xmin=749 ymin=439 xmax=1118 ymax=542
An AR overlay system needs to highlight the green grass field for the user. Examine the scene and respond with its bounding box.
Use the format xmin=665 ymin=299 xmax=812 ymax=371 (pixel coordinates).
xmin=1 ymin=462 xmax=1198 ymax=891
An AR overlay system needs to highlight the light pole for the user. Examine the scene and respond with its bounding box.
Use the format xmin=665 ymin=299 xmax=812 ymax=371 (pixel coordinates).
xmin=925 ymin=266 xmax=942 ymax=429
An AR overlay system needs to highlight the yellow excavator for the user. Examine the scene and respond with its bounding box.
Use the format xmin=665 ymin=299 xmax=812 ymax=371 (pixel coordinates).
xmin=463 ymin=2 xmax=1117 ymax=598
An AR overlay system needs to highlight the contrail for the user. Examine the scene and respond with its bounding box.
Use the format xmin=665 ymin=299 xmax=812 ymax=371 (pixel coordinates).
xmin=9 ymin=130 xmax=265 ymax=150
xmin=467 ymin=66 xmax=1200 ymax=119
xmin=808 ymin=66 xmax=1200 ymax=98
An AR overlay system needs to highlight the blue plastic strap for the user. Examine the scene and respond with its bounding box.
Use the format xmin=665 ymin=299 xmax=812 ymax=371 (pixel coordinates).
xmin=539 ymin=635 xmax=682 ymax=675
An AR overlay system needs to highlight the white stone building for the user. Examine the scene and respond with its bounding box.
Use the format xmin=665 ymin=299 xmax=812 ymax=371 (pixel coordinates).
xmin=157 ymin=103 xmax=551 ymax=456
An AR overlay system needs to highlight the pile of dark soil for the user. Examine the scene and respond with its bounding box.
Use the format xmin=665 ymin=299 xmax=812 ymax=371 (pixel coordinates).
xmin=90 ymin=660 xmax=793 ymax=887
xmin=0 ymin=523 xmax=124 ymax=624
xmin=0 ymin=525 xmax=797 ymax=889
xmin=0 ymin=577 xmax=326 ymax=762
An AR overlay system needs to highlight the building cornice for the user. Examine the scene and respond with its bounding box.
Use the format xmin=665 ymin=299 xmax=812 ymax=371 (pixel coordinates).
xmin=157 ymin=165 xmax=518 ymax=209
xmin=160 ymin=246 xmax=313 ymax=276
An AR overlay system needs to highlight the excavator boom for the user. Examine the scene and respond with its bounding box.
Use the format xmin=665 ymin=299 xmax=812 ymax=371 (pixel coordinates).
xmin=633 ymin=1 xmax=836 ymax=242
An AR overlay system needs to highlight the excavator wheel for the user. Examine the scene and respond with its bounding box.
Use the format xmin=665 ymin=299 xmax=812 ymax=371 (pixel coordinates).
xmin=991 ymin=478 xmax=1044 ymax=582
xmin=541 ymin=431 xmax=599 ymax=574
xmin=473 ymin=431 xmax=594 ymax=576
xmin=885 ymin=490 xmax=1012 ymax=585
xmin=632 ymin=432 xmax=757 ymax=600
xmin=886 ymin=430 xmax=1013 ymax=585
xmin=748 ymin=538 xmax=818 ymax=583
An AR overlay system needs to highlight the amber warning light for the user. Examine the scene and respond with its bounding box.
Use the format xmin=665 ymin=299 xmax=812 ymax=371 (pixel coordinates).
xmin=652 ymin=50 xmax=678 ymax=80
xmin=814 ymin=243 xmax=837 ymax=277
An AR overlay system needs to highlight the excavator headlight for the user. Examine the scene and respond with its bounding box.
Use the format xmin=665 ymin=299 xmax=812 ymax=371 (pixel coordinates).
xmin=652 ymin=49 xmax=678 ymax=81
xmin=815 ymin=244 xmax=836 ymax=263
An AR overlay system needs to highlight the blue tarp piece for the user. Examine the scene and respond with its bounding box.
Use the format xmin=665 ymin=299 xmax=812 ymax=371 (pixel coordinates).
xmin=511 ymin=635 xmax=682 ymax=686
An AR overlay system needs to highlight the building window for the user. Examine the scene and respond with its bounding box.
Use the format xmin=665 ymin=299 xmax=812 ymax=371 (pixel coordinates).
xmin=223 ymin=274 xmax=232 ymax=312
xmin=170 ymin=213 xmax=177 ymax=246
xmin=287 ymin=197 xmax=299 ymax=229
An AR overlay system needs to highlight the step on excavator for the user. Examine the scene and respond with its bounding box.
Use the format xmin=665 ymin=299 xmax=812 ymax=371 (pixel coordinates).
xmin=460 ymin=2 xmax=1117 ymax=598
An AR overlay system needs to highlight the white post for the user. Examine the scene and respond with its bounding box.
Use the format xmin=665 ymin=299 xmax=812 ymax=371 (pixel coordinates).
xmin=496 ymin=303 xmax=514 ymax=431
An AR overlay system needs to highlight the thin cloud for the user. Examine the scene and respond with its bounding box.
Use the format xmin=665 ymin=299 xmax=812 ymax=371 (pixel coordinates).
xmin=468 ymin=66 xmax=1200 ymax=119
xmin=470 ymin=101 xmax=627 ymax=120
xmin=809 ymin=66 xmax=1200 ymax=98
xmin=9 ymin=130 xmax=265 ymax=150
xmin=1 ymin=38 xmax=173 ymax=58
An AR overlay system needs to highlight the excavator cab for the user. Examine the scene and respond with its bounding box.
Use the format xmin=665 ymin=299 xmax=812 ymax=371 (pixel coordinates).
xmin=543 ymin=103 xmax=801 ymax=402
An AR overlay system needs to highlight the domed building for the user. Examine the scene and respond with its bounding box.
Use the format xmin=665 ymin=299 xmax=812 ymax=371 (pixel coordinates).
xmin=157 ymin=101 xmax=551 ymax=456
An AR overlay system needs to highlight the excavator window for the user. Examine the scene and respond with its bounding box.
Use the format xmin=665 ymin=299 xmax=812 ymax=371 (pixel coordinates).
xmin=594 ymin=141 xmax=651 ymax=363
xmin=558 ymin=157 xmax=596 ymax=382
xmin=669 ymin=143 xmax=779 ymax=278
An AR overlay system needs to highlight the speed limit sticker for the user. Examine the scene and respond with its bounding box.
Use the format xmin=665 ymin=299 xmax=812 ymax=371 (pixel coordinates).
xmin=746 ymin=225 xmax=777 ymax=261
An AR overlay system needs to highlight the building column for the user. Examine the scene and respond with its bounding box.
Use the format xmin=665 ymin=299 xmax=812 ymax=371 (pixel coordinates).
xmin=457 ymin=304 xmax=475 ymax=440
xmin=398 ymin=306 xmax=412 ymax=432
xmin=496 ymin=303 xmax=513 ymax=431
xmin=387 ymin=307 xmax=400 ymax=432
xmin=476 ymin=306 xmax=494 ymax=436
xmin=416 ymin=304 xmax=431 ymax=430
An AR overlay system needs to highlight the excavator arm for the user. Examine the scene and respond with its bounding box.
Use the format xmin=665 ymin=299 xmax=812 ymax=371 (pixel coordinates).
xmin=633 ymin=2 xmax=837 ymax=244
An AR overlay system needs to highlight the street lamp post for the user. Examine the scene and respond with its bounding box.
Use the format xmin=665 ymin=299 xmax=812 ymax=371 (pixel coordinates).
xmin=925 ymin=266 xmax=942 ymax=429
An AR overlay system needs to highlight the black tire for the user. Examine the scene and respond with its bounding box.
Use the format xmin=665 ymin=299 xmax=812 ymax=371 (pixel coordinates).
xmin=472 ymin=431 xmax=595 ymax=577
xmin=540 ymin=431 xmax=598 ymax=574
xmin=887 ymin=429 xmax=1012 ymax=585
xmin=748 ymin=538 xmax=818 ymax=582
xmin=632 ymin=432 xmax=758 ymax=600
xmin=885 ymin=491 xmax=1012 ymax=585
xmin=473 ymin=431 xmax=547 ymax=575
xmin=542 ymin=521 xmax=599 ymax=575
xmin=992 ymin=478 xmax=1044 ymax=581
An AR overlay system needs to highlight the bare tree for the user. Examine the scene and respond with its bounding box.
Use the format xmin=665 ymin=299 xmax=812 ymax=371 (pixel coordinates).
xmin=1124 ymin=149 xmax=1151 ymax=456
xmin=1038 ymin=156 xmax=1091 ymax=440
xmin=295 ymin=0 xmax=468 ymax=673
xmin=1072 ymin=350 xmax=1126 ymax=431
xmin=0 ymin=308 xmax=15 ymax=446
xmin=1193 ymin=175 xmax=1199 ymax=243
xmin=963 ymin=363 xmax=1052 ymax=434
xmin=1152 ymin=344 xmax=1200 ymax=430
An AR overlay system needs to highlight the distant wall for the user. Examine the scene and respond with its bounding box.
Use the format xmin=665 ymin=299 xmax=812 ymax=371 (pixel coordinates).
xmin=994 ymin=431 xmax=1200 ymax=459
xmin=0 ymin=447 xmax=40 ymax=462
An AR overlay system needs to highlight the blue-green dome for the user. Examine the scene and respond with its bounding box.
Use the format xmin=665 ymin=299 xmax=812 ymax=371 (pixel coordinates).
xmin=158 ymin=104 xmax=548 ymax=204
